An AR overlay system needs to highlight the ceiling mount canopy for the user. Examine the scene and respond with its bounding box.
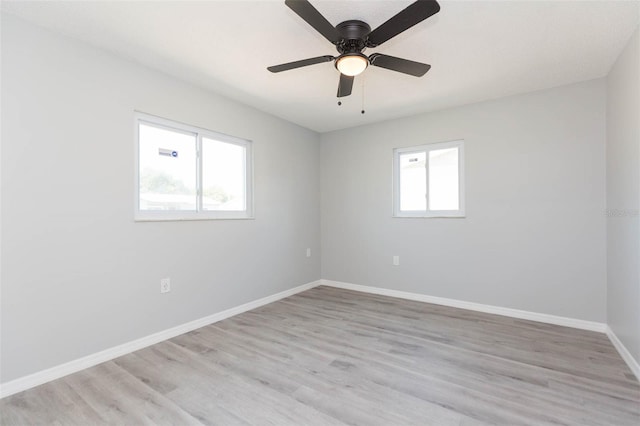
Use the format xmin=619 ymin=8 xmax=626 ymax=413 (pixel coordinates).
xmin=267 ymin=0 xmax=440 ymax=98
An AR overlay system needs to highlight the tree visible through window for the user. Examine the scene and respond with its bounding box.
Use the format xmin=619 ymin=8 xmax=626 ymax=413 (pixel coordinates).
xmin=136 ymin=113 xmax=253 ymax=220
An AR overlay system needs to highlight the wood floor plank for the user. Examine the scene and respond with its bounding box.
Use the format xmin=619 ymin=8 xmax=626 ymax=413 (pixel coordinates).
xmin=62 ymin=362 xmax=203 ymax=425
xmin=0 ymin=378 xmax=102 ymax=425
xmin=287 ymin=289 xmax=637 ymax=386
xmin=1 ymin=286 xmax=638 ymax=425
xmin=216 ymin=309 xmax=576 ymax=425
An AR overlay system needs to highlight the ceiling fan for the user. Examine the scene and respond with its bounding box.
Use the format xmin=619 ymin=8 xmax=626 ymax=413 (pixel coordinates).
xmin=267 ymin=0 xmax=440 ymax=98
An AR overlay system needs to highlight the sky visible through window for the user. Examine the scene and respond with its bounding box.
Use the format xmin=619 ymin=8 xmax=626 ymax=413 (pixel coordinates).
xmin=139 ymin=123 xmax=245 ymax=211
xmin=399 ymin=147 xmax=459 ymax=212
xmin=429 ymin=147 xmax=459 ymax=210
xmin=202 ymin=137 xmax=246 ymax=211
xmin=400 ymin=151 xmax=426 ymax=211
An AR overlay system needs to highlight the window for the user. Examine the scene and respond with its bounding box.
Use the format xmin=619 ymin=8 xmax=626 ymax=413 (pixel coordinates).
xmin=135 ymin=112 xmax=253 ymax=220
xmin=393 ymin=140 xmax=465 ymax=218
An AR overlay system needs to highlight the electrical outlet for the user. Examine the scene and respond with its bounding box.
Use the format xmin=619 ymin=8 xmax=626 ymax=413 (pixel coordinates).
xmin=160 ymin=277 xmax=171 ymax=293
xmin=306 ymin=248 xmax=311 ymax=258
xmin=393 ymin=256 xmax=400 ymax=266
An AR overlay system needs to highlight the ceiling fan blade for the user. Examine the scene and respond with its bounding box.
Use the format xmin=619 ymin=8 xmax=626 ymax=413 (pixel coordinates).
xmin=267 ymin=55 xmax=334 ymax=73
xmin=337 ymin=74 xmax=354 ymax=98
xmin=367 ymin=0 xmax=440 ymax=47
xmin=285 ymin=0 xmax=341 ymax=44
xmin=369 ymin=53 xmax=431 ymax=77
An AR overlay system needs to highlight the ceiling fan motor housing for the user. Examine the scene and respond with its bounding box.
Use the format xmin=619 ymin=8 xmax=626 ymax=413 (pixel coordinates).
xmin=336 ymin=20 xmax=371 ymax=53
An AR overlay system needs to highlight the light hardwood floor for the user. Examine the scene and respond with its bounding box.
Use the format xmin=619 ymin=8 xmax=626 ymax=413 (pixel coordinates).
xmin=1 ymin=286 xmax=639 ymax=425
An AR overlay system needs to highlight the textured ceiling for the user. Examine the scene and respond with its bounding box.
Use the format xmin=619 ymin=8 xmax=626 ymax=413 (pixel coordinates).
xmin=2 ymin=0 xmax=639 ymax=133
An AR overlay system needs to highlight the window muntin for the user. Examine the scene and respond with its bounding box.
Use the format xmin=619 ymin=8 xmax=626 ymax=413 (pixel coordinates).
xmin=394 ymin=140 xmax=464 ymax=218
xmin=135 ymin=113 xmax=253 ymax=221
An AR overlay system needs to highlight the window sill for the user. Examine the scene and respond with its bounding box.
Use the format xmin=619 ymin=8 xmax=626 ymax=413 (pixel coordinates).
xmin=393 ymin=213 xmax=466 ymax=219
xmin=135 ymin=214 xmax=255 ymax=222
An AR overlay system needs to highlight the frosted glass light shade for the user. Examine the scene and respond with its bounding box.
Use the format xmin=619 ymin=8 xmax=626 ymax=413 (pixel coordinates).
xmin=336 ymin=54 xmax=368 ymax=76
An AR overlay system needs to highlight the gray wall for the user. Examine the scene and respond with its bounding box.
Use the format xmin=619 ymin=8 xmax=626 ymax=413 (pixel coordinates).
xmin=607 ymin=27 xmax=640 ymax=365
xmin=321 ymin=80 xmax=607 ymax=322
xmin=0 ymin=14 xmax=321 ymax=383
xmin=3 ymin=12 xmax=632 ymax=387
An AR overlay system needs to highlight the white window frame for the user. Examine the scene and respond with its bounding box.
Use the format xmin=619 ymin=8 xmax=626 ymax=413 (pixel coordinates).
xmin=134 ymin=112 xmax=254 ymax=221
xmin=393 ymin=140 xmax=465 ymax=218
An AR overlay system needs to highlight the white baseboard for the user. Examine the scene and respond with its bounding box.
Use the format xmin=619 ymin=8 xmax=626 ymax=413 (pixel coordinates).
xmin=322 ymin=280 xmax=640 ymax=381
xmin=4 ymin=279 xmax=635 ymax=399
xmin=320 ymin=280 xmax=608 ymax=333
xmin=0 ymin=280 xmax=322 ymax=399
xmin=606 ymin=326 xmax=640 ymax=381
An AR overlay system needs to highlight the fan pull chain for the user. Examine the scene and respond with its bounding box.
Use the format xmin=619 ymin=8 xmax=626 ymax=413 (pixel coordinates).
xmin=361 ymin=74 xmax=366 ymax=114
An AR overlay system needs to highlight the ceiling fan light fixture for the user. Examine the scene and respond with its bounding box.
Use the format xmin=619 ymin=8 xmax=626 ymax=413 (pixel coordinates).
xmin=335 ymin=53 xmax=368 ymax=76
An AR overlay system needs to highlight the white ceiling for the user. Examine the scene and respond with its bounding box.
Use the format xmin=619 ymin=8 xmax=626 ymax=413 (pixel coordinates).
xmin=3 ymin=0 xmax=639 ymax=133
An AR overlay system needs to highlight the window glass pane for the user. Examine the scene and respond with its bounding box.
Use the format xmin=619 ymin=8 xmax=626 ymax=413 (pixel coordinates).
xmin=202 ymin=137 xmax=246 ymax=211
xmin=400 ymin=151 xmax=426 ymax=211
xmin=139 ymin=123 xmax=197 ymax=211
xmin=429 ymin=147 xmax=459 ymax=210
